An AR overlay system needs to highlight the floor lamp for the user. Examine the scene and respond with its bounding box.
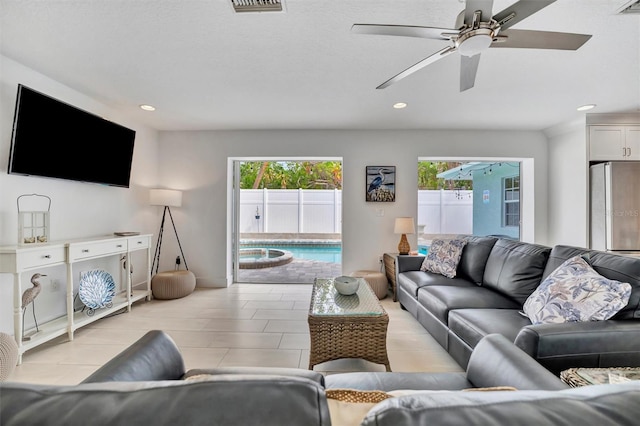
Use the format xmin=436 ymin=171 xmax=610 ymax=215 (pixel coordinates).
xmin=150 ymin=189 xmax=188 ymax=275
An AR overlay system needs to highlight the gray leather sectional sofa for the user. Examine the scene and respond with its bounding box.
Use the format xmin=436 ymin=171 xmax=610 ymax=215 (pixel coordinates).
xmin=396 ymin=236 xmax=640 ymax=374
xmin=3 ymin=330 xmax=640 ymax=425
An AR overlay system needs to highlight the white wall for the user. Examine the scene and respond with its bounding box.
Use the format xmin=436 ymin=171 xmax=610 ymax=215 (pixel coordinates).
xmin=544 ymin=119 xmax=588 ymax=247
xmin=0 ymin=55 xmax=160 ymax=334
xmin=0 ymin=54 xmax=558 ymax=335
xmin=158 ymin=129 xmax=549 ymax=287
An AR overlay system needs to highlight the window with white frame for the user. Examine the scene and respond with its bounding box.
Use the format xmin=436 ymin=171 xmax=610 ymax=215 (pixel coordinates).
xmin=503 ymin=176 xmax=520 ymax=227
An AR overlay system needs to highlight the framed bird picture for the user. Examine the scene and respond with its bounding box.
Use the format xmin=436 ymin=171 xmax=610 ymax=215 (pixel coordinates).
xmin=366 ymin=166 xmax=395 ymax=202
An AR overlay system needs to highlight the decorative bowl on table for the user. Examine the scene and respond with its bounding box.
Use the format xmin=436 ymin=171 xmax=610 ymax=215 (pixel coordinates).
xmin=334 ymin=276 xmax=360 ymax=296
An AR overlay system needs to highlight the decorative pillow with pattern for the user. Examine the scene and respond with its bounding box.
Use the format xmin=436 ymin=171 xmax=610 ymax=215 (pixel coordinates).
xmin=523 ymin=255 xmax=632 ymax=325
xmin=420 ymin=239 xmax=467 ymax=278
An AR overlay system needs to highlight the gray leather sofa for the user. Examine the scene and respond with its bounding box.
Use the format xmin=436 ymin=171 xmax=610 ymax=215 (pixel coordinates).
xmin=396 ymin=237 xmax=640 ymax=373
xmin=2 ymin=330 xmax=640 ymax=425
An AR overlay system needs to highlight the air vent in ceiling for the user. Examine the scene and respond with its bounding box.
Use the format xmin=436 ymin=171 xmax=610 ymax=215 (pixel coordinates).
xmin=231 ymin=0 xmax=283 ymax=13
xmin=617 ymin=0 xmax=640 ymax=14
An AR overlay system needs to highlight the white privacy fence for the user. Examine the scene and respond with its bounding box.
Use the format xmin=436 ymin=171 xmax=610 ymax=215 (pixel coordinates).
xmin=239 ymin=189 xmax=473 ymax=235
xmin=240 ymin=189 xmax=342 ymax=233
xmin=418 ymin=190 xmax=473 ymax=235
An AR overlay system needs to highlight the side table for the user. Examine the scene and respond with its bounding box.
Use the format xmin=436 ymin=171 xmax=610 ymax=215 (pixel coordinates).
xmin=382 ymin=253 xmax=398 ymax=301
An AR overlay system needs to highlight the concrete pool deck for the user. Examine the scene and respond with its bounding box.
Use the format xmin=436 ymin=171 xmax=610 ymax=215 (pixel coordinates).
xmin=236 ymin=258 xmax=342 ymax=284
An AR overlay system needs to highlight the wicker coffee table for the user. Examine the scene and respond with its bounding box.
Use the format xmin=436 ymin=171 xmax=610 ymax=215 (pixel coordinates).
xmin=308 ymin=277 xmax=391 ymax=371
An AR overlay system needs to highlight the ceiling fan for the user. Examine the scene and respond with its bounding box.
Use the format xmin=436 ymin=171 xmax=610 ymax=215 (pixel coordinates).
xmin=352 ymin=0 xmax=592 ymax=91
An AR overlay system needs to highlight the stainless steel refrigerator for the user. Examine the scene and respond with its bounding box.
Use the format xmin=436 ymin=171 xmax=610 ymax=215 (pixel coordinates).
xmin=590 ymin=161 xmax=640 ymax=252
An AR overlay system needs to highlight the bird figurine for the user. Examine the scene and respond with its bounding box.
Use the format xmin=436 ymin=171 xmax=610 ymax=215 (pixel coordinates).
xmin=22 ymin=273 xmax=46 ymax=338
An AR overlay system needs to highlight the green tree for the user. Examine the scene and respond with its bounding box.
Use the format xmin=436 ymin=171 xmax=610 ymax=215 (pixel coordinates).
xmin=239 ymin=161 xmax=342 ymax=189
xmin=417 ymin=161 xmax=473 ymax=190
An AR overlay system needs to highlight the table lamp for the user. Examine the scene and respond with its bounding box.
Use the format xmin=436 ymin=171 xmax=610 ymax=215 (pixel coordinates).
xmin=394 ymin=217 xmax=415 ymax=255
xmin=150 ymin=189 xmax=188 ymax=274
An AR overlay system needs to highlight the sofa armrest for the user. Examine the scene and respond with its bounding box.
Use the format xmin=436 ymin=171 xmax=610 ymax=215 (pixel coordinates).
xmin=81 ymin=330 xmax=186 ymax=383
xmin=396 ymin=255 xmax=425 ymax=273
xmin=466 ymin=334 xmax=567 ymax=390
xmin=514 ymin=320 xmax=640 ymax=375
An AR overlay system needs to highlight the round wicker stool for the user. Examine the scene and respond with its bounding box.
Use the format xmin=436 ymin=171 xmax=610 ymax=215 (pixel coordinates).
xmin=152 ymin=270 xmax=196 ymax=300
xmin=350 ymin=270 xmax=388 ymax=299
xmin=0 ymin=332 xmax=18 ymax=381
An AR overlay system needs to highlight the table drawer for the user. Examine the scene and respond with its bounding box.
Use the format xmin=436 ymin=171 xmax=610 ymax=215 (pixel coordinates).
xmin=68 ymin=240 xmax=127 ymax=261
xmin=128 ymin=236 xmax=150 ymax=251
xmin=18 ymin=246 xmax=66 ymax=269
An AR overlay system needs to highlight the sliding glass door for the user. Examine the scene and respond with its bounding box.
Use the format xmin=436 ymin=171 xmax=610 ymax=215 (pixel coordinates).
xmin=231 ymin=158 xmax=343 ymax=284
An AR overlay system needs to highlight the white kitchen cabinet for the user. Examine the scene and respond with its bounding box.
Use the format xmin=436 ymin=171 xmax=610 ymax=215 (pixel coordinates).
xmin=589 ymin=125 xmax=640 ymax=161
xmin=0 ymin=234 xmax=152 ymax=363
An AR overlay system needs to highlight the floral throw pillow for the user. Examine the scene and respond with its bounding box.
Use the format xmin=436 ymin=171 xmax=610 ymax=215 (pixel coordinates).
xmin=420 ymin=239 xmax=467 ymax=279
xmin=523 ymin=255 xmax=632 ymax=325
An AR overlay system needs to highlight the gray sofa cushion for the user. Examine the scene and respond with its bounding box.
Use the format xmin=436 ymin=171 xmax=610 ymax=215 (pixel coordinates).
xmin=398 ymin=270 xmax=475 ymax=298
xmin=515 ymin=320 xmax=640 ymax=375
xmin=325 ymin=334 xmax=565 ymax=392
xmin=325 ymin=371 xmax=472 ymax=391
xmin=457 ymin=236 xmax=499 ymax=284
xmin=1 ymin=376 xmax=331 ymax=426
xmin=448 ymin=309 xmax=532 ymax=349
xmin=590 ymin=251 xmax=640 ymax=319
xmin=361 ymin=383 xmax=640 ymax=426
xmin=541 ymin=245 xmax=592 ymax=279
xmin=482 ymin=239 xmax=551 ymax=304
xmin=417 ymin=286 xmax=520 ymax=324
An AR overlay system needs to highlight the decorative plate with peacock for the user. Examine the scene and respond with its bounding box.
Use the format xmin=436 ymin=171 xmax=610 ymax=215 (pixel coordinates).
xmin=78 ymin=269 xmax=116 ymax=311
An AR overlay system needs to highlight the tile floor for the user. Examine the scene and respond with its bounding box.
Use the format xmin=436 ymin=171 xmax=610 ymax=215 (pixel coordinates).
xmin=7 ymin=283 xmax=462 ymax=385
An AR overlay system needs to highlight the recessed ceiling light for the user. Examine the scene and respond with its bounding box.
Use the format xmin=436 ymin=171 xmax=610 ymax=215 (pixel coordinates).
xmin=577 ymin=104 xmax=596 ymax=111
xmin=140 ymin=104 xmax=156 ymax=111
xmin=393 ymin=102 xmax=407 ymax=109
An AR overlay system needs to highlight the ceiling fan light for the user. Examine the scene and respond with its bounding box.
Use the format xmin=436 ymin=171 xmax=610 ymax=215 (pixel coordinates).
xmin=458 ymin=34 xmax=493 ymax=57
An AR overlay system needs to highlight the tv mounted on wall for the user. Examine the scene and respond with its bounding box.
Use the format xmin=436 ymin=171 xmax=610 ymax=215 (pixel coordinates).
xmin=8 ymin=84 xmax=136 ymax=188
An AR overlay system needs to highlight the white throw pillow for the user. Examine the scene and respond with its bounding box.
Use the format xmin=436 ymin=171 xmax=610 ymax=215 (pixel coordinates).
xmin=420 ymin=239 xmax=467 ymax=278
xmin=523 ymin=255 xmax=632 ymax=325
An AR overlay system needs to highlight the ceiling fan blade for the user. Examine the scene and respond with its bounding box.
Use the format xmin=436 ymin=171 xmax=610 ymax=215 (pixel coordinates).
xmin=493 ymin=0 xmax=556 ymax=30
xmin=351 ymin=24 xmax=459 ymax=41
xmin=460 ymin=54 xmax=481 ymax=92
xmin=491 ymin=29 xmax=592 ymax=50
xmin=376 ymin=46 xmax=456 ymax=89
xmin=464 ymin=0 xmax=493 ymax=26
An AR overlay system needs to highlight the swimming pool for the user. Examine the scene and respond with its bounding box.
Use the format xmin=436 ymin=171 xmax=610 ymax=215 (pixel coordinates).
xmin=241 ymin=244 xmax=342 ymax=264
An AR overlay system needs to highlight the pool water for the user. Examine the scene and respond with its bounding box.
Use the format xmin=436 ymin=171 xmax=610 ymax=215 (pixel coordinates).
xmin=245 ymin=245 xmax=341 ymax=263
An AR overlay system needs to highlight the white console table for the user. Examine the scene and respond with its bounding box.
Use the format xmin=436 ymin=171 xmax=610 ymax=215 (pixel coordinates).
xmin=0 ymin=234 xmax=152 ymax=364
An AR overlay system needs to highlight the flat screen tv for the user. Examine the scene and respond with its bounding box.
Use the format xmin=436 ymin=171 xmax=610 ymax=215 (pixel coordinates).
xmin=8 ymin=84 xmax=136 ymax=188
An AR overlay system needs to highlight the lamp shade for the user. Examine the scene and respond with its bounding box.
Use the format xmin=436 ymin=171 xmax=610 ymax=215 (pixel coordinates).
xmin=149 ymin=189 xmax=182 ymax=207
xmin=394 ymin=217 xmax=415 ymax=234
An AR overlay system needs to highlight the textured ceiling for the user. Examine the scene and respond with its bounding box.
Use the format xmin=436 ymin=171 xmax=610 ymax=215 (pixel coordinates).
xmin=1 ymin=0 xmax=639 ymax=131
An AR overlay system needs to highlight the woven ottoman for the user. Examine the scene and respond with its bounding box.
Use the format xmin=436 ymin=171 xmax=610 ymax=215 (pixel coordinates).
xmin=0 ymin=332 xmax=18 ymax=381
xmin=152 ymin=270 xmax=196 ymax=300
xmin=350 ymin=270 xmax=388 ymax=299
